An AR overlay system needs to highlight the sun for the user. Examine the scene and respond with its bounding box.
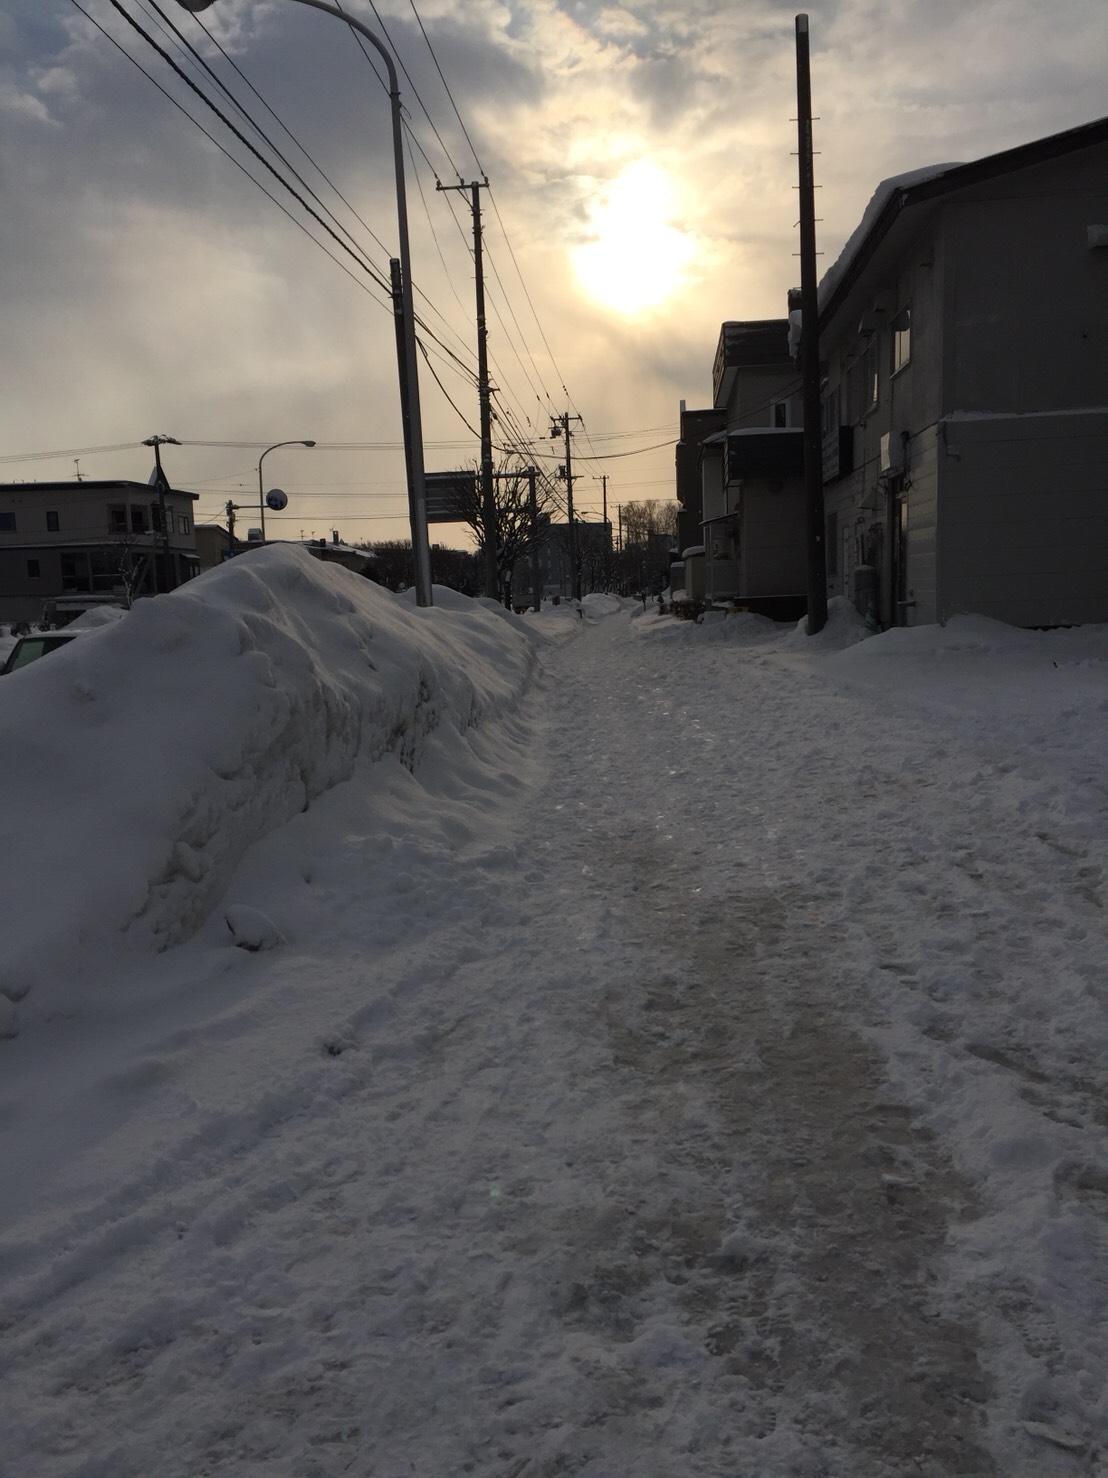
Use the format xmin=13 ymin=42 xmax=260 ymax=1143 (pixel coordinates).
xmin=573 ymin=160 xmax=696 ymax=316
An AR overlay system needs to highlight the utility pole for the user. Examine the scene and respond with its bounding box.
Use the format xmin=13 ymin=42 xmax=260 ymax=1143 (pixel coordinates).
xmin=527 ymin=466 xmax=541 ymax=612
xmin=225 ymin=499 xmax=237 ymax=555
xmin=142 ymin=434 xmax=180 ymax=593
xmin=438 ymin=177 xmax=497 ymax=600
xmin=599 ymin=474 xmax=611 ymax=590
xmin=551 ymin=411 xmax=582 ymax=603
xmin=795 ymin=13 xmax=827 ymax=634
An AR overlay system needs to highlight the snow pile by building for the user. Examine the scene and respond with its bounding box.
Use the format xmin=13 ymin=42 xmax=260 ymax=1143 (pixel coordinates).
xmin=0 ymin=547 xmax=535 ymax=1018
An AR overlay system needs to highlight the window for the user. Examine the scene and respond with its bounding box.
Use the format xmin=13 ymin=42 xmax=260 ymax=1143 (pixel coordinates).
xmin=771 ymin=401 xmax=789 ymax=428
xmin=177 ymin=514 xmax=190 ymax=535
xmin=826 ymin=512 xmax=838 ymax=577
xmin=891 ymin=306 xmax=911 ymax=373
xmin=130 ymin=506 xmax=148 ymax=534
xmin=0 ymin=512 xmax=15 ymax=532
xmin=108 ymin=504 xmax=127 ymax=533
xmin=62 ymin=554 xmax=92 ymax=592
xmin=46 ymin=511 xmax=60 ymax=532
xmin=91 ymin=549 xmax=124 ymax=591
xmin=26 ymin=559 xmax=41 ymax=579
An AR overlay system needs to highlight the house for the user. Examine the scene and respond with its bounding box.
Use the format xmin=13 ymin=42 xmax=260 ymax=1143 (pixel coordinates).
xmin=817 ymin=115 xmax=1108 ymax=628
xmin=195 ymin=524 xmax=231 ymax=572
xmin=679 ymin=321 xmax=807 ymax=618
xmin=0 ymin=480 xmax=201 ymax=624
xmin=675 ymin=403 xmax=725 ymax=554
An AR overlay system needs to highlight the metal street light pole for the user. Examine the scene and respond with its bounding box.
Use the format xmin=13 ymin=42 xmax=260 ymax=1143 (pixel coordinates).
xmin=175 ymin=0 xmax=433 ymax=605
xmin=258 ymin=439 xmax=315 ymax=541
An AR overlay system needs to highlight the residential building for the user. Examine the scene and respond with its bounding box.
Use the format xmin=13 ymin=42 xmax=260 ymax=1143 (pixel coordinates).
xmin=818 ymin=115 xmax=1108 ymax=627
xmin=675 ymin=403 xmax=725 ymax=554
xmin=679 ymin=320 xmax=807 ymax=618
xmin=0 ymin=480 xmax=200 ymax=623
xmin=195 ymin=524 xmax=230 ymax=572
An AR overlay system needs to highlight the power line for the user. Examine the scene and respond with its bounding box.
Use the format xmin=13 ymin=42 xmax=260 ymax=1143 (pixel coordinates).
xmin=342 ymin=0 xmax=464 ymax=181
xmin=98 ymin=0 xmax=395 ymax=294
xmin=407 ymin=0 xmax=485 ymax=178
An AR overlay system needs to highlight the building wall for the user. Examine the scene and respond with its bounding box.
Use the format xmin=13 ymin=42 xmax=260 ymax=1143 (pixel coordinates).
xmin=740 ymin=480 xmax=806 ymax=598
xmin=0 ymin=486 xmax=197 ymax=549
xmin=699 ymin=450 xmax=729 ymax=600
xmin=821 ymin=135 xmax=1108 ymax=628
xmin=725 ymin=367 xmax=803 ymax=430
xmin=903 ymin=422 xmax=940 ymax=624
xmin=0 ymin=483 xmax=200 ymax=621
xmin=942 ymin=148 xmax=1108 ymax=415
xmin=937 ymin=410 xmax=1108 ymax=625
xmin=821 ymin=216 xmax=948 ymax=625
xmin=0 ymin=549 xmax=64 ymax=622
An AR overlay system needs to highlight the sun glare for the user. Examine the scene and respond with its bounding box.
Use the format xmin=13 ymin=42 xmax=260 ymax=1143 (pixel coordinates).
xmin=573 ymin=160 xmax=696 ymax=316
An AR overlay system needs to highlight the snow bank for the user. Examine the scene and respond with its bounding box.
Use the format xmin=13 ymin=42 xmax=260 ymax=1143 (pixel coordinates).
xmin=0 ymin=547 xmax=535 ymax=1010
xmin=580 ymin=591 xmax=630 ymax=619
xmin=780 ymin=595 xmax=871 ymax=651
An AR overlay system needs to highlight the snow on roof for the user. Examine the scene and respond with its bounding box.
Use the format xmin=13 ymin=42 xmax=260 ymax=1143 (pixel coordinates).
xmin=817 ymin=163 xmax=961 ymax=310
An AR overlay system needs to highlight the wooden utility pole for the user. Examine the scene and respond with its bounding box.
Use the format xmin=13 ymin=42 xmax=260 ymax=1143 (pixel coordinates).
xmin=528 ymin=466 xmax=541 ymax=612
xmin=596 ymin=475 xmax=612 ymax=590
xmin=142 ymin=433 xmax=179 ymax=593
xmin=438 ymin=178 xmax=497 ymax=599
xmin=551 ymin=412 xmax=582 ymax=602
xmin=795 ymin=13 xmax=827 ymax=634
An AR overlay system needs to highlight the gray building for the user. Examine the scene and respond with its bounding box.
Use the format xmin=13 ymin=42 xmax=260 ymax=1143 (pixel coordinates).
xmin=679 ymin=320 xmax=807 ymax=617
xmin=818 ymin=115 xmax=1108 ymax=628
xmin=0 ymin=480 xmax=200 ymax=623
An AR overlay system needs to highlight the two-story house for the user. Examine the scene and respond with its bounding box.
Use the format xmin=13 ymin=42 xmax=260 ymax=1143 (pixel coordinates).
xmin=818 ymin=115 xmax=1108 ymax=628
xmin=0 ymin=480 xmax=201 ymax=623
xmin=681 ymin=320 xmax=807 ymax=618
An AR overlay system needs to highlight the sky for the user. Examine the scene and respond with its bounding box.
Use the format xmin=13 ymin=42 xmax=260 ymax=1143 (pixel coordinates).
xmin=1 ymin=557 xmax=1106 ymax=1470
xmin=3 ymin=0 xmax=1107 ymax=545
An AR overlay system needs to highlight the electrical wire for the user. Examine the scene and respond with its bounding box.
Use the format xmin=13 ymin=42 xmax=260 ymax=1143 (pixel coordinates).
xmin=98 ymin=0 xmax=395 ymax=295
xmin=406 ymin=0 xmax=485 ymax=178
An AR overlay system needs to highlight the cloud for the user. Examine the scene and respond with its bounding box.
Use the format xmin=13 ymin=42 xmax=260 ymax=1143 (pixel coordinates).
xmin=2 ymin=0 xmax=1106 ymax=541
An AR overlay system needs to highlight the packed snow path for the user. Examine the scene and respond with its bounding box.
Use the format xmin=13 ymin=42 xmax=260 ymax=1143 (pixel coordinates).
xmin=2 ymin=599 xmax=1106 ymax=1476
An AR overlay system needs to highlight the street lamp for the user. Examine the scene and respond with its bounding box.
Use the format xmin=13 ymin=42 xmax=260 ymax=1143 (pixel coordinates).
xmin=258 ymin=439 xmax=315 ymax=541
xmin=174 ymin=0 xmax=433 ymax=606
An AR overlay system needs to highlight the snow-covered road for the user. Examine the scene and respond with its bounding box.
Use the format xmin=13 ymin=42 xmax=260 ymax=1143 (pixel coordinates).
xmin=2 ymin=582 xmax=1106 ymax=1476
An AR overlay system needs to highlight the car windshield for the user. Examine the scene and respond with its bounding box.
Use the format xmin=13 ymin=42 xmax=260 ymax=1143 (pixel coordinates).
xmin=3 ymin=635 xmax=74 ymax=672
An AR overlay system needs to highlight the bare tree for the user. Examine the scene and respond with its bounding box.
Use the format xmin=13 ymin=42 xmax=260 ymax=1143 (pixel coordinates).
xmin=454 ymin=460 xmax=556 ymax=606
xmin=111 ymin=534 xmax=151 ymax=609
xmin=615 ymin=499 xmax=680 ymax=595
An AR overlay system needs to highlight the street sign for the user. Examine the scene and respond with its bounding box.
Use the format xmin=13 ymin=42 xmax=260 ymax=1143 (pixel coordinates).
xmin=425 ymin=470 xmax=475 ymax=524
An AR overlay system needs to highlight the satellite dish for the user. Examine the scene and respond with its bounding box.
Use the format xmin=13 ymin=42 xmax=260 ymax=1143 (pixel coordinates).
xmin=265 ymin=488 xmax=288 ymax=511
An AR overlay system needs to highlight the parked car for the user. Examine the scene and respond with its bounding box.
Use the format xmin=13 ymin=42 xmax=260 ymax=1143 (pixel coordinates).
xmin=1 ymin=631 xmax=80 ymax=675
